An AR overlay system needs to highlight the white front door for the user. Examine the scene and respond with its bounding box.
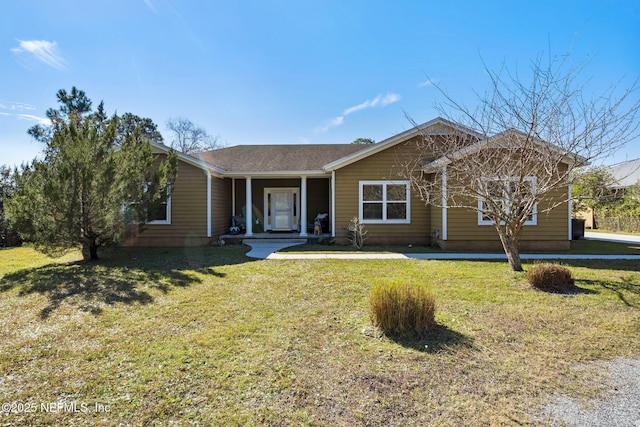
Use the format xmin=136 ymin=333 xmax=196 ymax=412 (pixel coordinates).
xmin=264 ymin=188 xmax=299 ymax=231
xmin=272 ymin=190 xmax=293 ymax=230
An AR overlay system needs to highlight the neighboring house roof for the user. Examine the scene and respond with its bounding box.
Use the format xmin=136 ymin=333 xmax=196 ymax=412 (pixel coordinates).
xmin=608 ymin=158 xmax=640 ymax=188
xmin=197 ymin=144 xmax=367 ymax=175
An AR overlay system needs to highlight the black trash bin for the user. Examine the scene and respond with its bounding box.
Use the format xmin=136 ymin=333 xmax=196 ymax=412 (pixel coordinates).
xmin=572 ymin=218 xmax=585 ymax=240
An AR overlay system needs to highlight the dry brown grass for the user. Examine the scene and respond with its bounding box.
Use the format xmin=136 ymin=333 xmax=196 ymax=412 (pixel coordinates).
xmin=0 ymin=246 xmax=639 ymax=425
xmin=369 ymin=279 xmax=436 ymax=337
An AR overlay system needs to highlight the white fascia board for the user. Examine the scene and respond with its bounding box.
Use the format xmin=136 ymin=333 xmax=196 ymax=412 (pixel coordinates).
xmin=222 ymin=170 xmax=329 ymax=178
xmin=149 ymin=141 xmax=226 ymax=177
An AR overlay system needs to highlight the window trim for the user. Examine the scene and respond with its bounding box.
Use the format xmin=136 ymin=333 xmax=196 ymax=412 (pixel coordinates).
xmin=358 ymin=180 xmax=411 ymax=224
xmin=477 ymin=176 xmax=537 ymax=226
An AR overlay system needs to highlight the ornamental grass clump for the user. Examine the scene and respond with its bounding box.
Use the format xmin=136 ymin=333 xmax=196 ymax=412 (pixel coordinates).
xmin=526 ymin=263 xmax=575 ymax=292
xmin=369 ymin=280 xmax=436 ymax=337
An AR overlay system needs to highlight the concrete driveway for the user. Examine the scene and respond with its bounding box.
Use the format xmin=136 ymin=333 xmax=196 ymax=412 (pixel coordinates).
xmin=584 ymin=231 xmax=640 ymax=244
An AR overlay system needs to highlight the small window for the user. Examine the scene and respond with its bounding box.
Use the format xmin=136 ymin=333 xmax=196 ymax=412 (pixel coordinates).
xmin=131 ymin=184 xmax=171 ymax=225
xmin=147 ymin=189 xmax=170 ymax=223
xmin=478 ymin=177 xmax=536 ymax=225
xmin=359 ymin=181 xmax=410 ymax=224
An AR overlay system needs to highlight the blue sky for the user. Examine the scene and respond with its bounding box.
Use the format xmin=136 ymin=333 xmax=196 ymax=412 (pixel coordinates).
xmin=1 ymin=0 xmax=639 ymax=168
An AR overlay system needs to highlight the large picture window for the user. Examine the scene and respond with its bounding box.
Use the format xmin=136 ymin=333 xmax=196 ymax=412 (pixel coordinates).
xmin=478 ymin=177 xmax=536 ymax=225
xmin=359 ymin=181 xmax=410 ymax=224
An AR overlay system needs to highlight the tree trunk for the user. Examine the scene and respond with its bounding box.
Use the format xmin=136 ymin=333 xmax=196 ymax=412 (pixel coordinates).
xmin=82 ymin=240 xmax=99 ymax=261
xmin=496 ymin=228 xmax=523 ymax=272
xmin=501 ymin=237 xmax=523 ymax=272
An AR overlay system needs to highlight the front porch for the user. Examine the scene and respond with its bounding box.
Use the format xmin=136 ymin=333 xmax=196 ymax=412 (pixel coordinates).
xmin=230 ymin=176 xmax=334 ymax=238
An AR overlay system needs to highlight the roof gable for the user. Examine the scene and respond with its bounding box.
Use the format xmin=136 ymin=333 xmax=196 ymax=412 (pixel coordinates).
xmin=423 ymin=128 xmax=588 ymax=172
xmin=323 ymin=117 xmax=477 ymax=171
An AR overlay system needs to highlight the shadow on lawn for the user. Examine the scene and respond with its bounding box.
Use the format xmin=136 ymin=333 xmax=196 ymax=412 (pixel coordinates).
xmin=579 ymin=276 xmax=640 ymax=308
xmin=0 ymin=245 xmax=248 ymax=319
xmin=390 ymin=324 xmax=473 ymax=354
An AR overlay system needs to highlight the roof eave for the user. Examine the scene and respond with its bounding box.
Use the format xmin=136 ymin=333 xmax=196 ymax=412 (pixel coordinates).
xmin=222 ymin=170 xmax=329 ymax=178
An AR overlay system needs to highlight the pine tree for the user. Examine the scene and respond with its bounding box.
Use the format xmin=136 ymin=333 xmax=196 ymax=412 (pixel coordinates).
xmin=6 ymin=87 xmax=177 ymax=261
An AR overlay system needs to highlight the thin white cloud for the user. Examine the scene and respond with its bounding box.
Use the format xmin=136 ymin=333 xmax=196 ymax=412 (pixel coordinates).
xmin=418 ymin=78 xmax=439 ymax=88
xmin=315 ymin=93 xmax=401 ymax=134
xmin=314 ymin=116 xmax=345 ymax=134
xmin=380 ymin=93 xmax=401 ymax=105
xmin=0 ymin=101 xmax=35 ymax=111
xmin=16 ymin=114 xmax=50 ymax=126
xmin=1 ymin=101 xmax=48 ymax=124
xmin=11 ymin=39 xmax=67 ymax=70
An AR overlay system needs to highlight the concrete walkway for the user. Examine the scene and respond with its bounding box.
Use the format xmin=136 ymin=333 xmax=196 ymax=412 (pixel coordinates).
xmin=243 ymin=238 xmax=640 ymax=261
xmin=244 ymin=239 xmax=307 ymax=259
xmin=268 ymin=252 xmax=640 ymax=260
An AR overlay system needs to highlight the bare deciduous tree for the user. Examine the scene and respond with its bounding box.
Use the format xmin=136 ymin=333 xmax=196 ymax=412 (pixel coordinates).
xmin=400 ymin=52 xmax=639 ymax=271
xmin=166 ymin=117 xmax=221 ymax=154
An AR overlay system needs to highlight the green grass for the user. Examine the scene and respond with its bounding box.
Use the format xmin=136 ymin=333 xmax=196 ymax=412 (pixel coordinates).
xmin=1 ymin=245 xmax=639 ymax=425
xmin=283 ymin=239 xmax=640 ymax=255
xmin=568 ymin=239 xmax=640 ymax=254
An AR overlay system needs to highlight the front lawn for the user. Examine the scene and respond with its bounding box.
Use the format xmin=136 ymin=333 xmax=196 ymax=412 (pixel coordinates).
xmin=282 ymin=238 xmax=640 ymax=255
xmin=0 ymin=245 xmax=639 ymax=425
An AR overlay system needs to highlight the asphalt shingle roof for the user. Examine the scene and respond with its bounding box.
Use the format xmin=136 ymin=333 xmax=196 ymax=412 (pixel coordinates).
xmin=197 ymin=144 xmax=368 ymax=172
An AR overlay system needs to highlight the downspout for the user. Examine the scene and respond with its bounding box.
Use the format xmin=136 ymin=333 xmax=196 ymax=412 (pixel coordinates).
xmin=568 ymin=183 xmax=573 ymax=240
xmin=441 ymin=166 xmax=447 ymax=240
xmin=331 ymin=170 xmax=336 ymax=237
xmin=207 ymin=170 xmax=212 ymax=238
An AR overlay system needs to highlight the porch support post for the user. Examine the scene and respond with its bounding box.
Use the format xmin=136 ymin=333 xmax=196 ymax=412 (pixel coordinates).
xmin=441 ymin=166 xmax=448 ymax=241
xmin=245 ymin=176 xmax=253 ymax=237
xmin=300 ymin=176 xmax=308 ymax=237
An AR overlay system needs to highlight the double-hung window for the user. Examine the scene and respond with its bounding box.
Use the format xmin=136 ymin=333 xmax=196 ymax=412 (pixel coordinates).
xmin=359 ymin=180 xmax=410 ymax=224
xmin=478 ymin=177 xmax=536 ymax=225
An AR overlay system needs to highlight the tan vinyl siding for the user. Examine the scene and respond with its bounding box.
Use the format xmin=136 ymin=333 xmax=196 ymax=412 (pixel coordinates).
xmin=431 ymin=204 xmax=443 ymax=240
xmin=126 ymin=155 xmax=210 ymax=246
xmin=445 ymin=184 xmax=569 ymax=242
xmin=444 ymin=155 xmax=571 ymax=245
xmin=211 ymin=177 xmax=232 ymax=237
xmin=334 ymin=138 xmax=431 ymax=245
